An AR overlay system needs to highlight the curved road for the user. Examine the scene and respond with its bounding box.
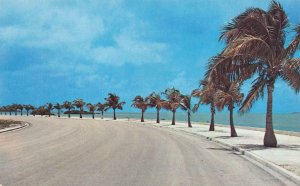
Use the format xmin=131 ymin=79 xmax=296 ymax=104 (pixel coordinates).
xmin=0 ymin=116 xmax=286 ymax=186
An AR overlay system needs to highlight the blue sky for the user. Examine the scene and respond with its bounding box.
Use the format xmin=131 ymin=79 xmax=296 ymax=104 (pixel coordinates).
xmin=0 ymin=0 xmax=300 ymax=113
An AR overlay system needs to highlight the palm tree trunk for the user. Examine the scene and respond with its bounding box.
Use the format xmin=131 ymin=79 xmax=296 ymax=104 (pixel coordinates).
xmin=21 ymin=110 xmax=23 ymax=116
xmin=27 ymin=110 xmax=29 ymax=116
xmin=15 ymin=111 xmax=17 ymax=115
xmin=141 ymin=110 xmax=144 ymax=122
xmin=264 ymin=82 xmax=277 ymax=147
xmin=209 ymin=103 xmax=215 ymax=131
xmin=172 ymin=110 xmax=176 ymax=125
xmin=49 ymin=111 xmax=51 ymax=117
xmin=188 ymin=111 xmax=192 ymax=128
xmin=101 ymin=110 xmax=104 ymax=119
xmin=68 ymin=109 xmax=71 ymax=118
xmin=92 ymin=113 xmax=95 ymax=119
xmin=156 ymin=109 xmax=160 ymax=123
xmin=58 ymin=110 xmax=60 ymax=117
xmin=113 ymin=109 xmax=116 ymax=120
xmin=229 ymin=105 xmax=237 ymax=137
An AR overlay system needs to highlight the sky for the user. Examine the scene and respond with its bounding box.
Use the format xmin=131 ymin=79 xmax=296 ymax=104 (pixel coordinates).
xmin=0 ymin=0 xmax=300 ymax=113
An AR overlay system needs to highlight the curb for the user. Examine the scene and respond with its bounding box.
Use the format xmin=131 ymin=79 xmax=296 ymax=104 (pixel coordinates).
xmin=160 ymin=125 xmax=300 ymax=185
xmin=0 ymin=122 xmax=30 ymax=133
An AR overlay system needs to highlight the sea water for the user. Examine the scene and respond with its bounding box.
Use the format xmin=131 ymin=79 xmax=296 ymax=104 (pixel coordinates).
xmin=61 ymin=112 xmax=300 ymax=132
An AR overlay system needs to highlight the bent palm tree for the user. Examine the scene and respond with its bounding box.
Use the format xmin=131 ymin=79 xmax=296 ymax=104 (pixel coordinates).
xmin=105 ymin=93 xmax=126 ymax=120
xmin=86 ymin=103 xmax=96 ymax=119
xmin=73 ymin=99 xmax=85 ymax=118
xmin=54 ymin=103 xmax=62 ymax=117
xmin=162 ymin=88 xmax=181 ymax=125
xmin=96 ymin=102 xmax=106 ymax=119
xmin=146 ymin=92 xmax=164 ymax=123
xmin=180 ymin=95 xmax=192 ymax=128
xmin=192 ymin=80 xmax=216 ymax=131
xmin=208 ymin=1 xmax=300 ymax=147
xmin=63 ymin=101 xmax=74 ymax=118
xmin=214 ymin=79 xmax=244 ymax=137
xmin=132 ymin=96 xmax=148 ymax=122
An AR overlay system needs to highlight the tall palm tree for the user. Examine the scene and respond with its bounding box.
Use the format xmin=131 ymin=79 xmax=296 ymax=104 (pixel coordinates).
xmin=86 ymin=103 xmax=96 ymax=119
xmin=214 ymin=79 xmax=244 ymax=137
xmin=192 ymin=80 xmax=216 ymax=131
xmin=146 ymin=92 xmax=164 ymax=123
xmin=132 ymin=96 xmax=148 ymax=122
xmin=180 ymin=95 xmax=192 ymax=128
xmin=46 ymin=103 xmax=53 ymax=117
xmin=96 ymin=102 xmax=106 ymax=119
xmin=208 ymin=1 xmax=300 ymax=147
xmin=162 ymin=88 xmax=181 ymax=125
xmin=104 ymin=93 xmax=126 ymax=120
xmin=54 ymin=103 xmax=62 ymax=118
xmin=24 ymin=105 xmax=34 ymax=116
xmin=73 ymin=99 xmax=85 ymax=118
xmin=63 ymin=101 xmax=74 ymax=118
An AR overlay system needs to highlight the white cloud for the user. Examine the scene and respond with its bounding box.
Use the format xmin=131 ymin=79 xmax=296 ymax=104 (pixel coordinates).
xmin=168 ymin=71 xmax=197 ymax=94
xmin=0 ymin=0 xmax=168 ymax=67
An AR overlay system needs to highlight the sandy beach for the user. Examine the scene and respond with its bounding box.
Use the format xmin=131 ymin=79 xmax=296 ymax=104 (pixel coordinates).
xmin=0 ymin=115 xmax=298 ymax=186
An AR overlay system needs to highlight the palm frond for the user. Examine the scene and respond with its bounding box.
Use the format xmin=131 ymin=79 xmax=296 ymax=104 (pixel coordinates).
xmin=239 ymin=77 xmax=266 ymax=113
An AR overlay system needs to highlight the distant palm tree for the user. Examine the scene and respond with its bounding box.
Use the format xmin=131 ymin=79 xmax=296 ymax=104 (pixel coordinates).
xmin=73 ymin=99 xmax=85 ymax=118
xmin=208 ymin=1 xmax=300 ymax=147
xmin=11 ymin=104 xmax=19 ymax=115
xmin=192 ymin=80 xmax=216 ymax=131
xmin=54 ymin=103 xmax=62 ymax=118
xmin=180 ymin=95 xmax=193 ymax=128
xmin=104 ymin=93 xmax=126 ymax=120
xmin=132 ymin=96 xmax=148 ymax=122
xmin=162 ymin=88 xmax=181 ymax=125
xmin=46 ymin=103 xmax=53 ymax=117
xmin=214 ymin=80 xmax=244 ymax=137
xmin=8 ymin=105 xmax=12 ymax=115
xmin=96 ymin=102 xmax=106 ymax=119
xmin=146 ymin=92 xmax=164 ymax=123
xmin=24 ymin=105 xmax=34 ymax=116
xmin=18 ymin=104 xmax=24 ymax=116
xmin=86 ymin=103 xmax=96 ymax=119
xmin=63 ymin=101 xmax=74 ymax=118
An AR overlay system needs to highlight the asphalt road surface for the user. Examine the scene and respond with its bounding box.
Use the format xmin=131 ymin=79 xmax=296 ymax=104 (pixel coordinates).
xmin=0 ymin=116 xmax=287 ymax=186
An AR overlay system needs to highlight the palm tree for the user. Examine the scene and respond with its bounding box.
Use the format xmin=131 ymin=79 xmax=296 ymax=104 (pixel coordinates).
xmin=24 ymin=105 xmax=34 ymax=116
xmin=8 ymin=105 xmax=13 ymax=115
xmin=18 ymin=104 xmax=24 ymax=116
xmin=208 ymin=1 xmax=300 ymax=147
xmin=46 ymin=103 xmax=53 ymax=117
xmin=192 ymin=81 xmax=216 ymax=131
xmin=180 ymin=95 xmax=192 ymax=128
xmin=146 ymin=92 xmax=164 ymax=123
xmin=73 ymin=99 xmax=85 ymax=118
xmin=54 ymin=103 xmax=62 ymax=117
xmin=63 ymin=101 xmax=74 ymax=118
xmin=214 ymin=79 xmax=244 ymax=137
xmin=96 ymin=102 xmax=106 ymax=119
xmin=132 ymin=96 xmax=148 ymax=122
xmin=104 ymin=93 xmax=126 ymax=120
xmin=162 ymin=88 xmax=181 ymax=125
xmin=11 ymin=104 xmax=18 ymax=115
xmin=86 ymin=103 xmax=96 ymax=119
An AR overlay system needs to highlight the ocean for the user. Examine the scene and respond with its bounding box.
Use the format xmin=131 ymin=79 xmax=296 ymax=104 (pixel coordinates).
xmin=61 ymin=112 xmax=300 ymax=132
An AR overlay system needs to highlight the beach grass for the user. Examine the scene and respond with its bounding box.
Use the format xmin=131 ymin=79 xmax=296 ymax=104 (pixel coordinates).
xmin=0 ymin=119 xmax=22 ymax=129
